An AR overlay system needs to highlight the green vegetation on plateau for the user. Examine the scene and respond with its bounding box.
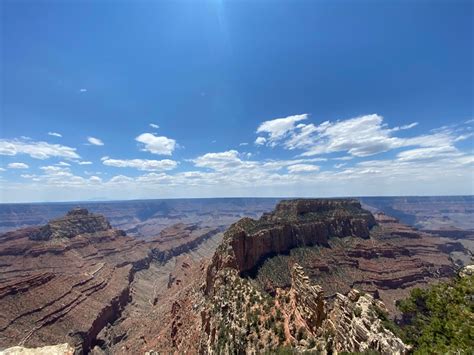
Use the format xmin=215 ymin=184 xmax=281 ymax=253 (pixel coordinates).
xmin=396 ymin=273 xmax=473 ymax=354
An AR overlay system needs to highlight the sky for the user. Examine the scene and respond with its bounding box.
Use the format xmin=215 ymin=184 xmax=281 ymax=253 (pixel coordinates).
xmin=0 ymin=0 xmax=473 ymax=203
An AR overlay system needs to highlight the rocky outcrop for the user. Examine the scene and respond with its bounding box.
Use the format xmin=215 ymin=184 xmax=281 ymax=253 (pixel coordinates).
xmin=459 ymin=264 xmax=474 ymax=278
xmin=290 ymin=264 xmax=325 ymax=331
xmin=0 ymin=343 xmax=75 ymax=355
xmin=206 ymin=199 xmax=376 ymax=293
xmin=324 ymin=289 xmax=408 ymax=354
xmin=29 ymin=208 xmax=112 ymax=241
xmin=197 ymin=255 xmax=408 ymax=354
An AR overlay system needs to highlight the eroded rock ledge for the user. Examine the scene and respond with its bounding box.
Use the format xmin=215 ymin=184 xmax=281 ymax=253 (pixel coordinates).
xmin=206 ymin=199 xmax=376 ymax=292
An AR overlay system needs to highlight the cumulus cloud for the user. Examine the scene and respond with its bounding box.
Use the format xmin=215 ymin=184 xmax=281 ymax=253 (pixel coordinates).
xmin=256 ymin=113 xmax=308 ymax=146
xmin=87 ymin=137 xmax=104 ymax=146
xmin=193 ymin=150 xmax=250 ymax=170
xmin=102 ymin=158 xmax=178 ymax=171
xmin=48 ymin=132 xmax=62 ymax=137
xmin=150 ymin=123 xmax=159 ymax=129
xmin=287 ymin=164 xmax=320 ymax=173
xmin=78 ymin=161 xmax=93 ymax=165
xmin=255 ymin=113 xmax=471 ymax=159
xmin=0 ymin=138 xmax=80 ymax=160
xmin=109 ymin=175 xmax=134 ymax=184
xmin=89 ymin=176 xmax=102 ymax=183
xmin=255 ymin=137 xmax=267 ymax=145
xmin=8 ymin=162 xmax=29 ymax=169
xmin=135 ymin=133 xmax=176 ymax=155
xmin=191 ymin=150 xmax=325 ymax=178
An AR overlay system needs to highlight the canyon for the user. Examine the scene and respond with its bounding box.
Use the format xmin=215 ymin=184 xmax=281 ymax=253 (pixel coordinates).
xmin=0 ymin=209 xmax=222 ymax=353
xmin=0 ymin=198 xmax=472 ymax=353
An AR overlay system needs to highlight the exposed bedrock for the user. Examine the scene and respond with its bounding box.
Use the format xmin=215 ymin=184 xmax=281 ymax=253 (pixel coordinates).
xmin=29 ymin=208 xmax=112 ymax=241
xmin=206 ymin=199 xmax=376 ymax=293
xmin=0 ymin=209 xmax=221 ymax=354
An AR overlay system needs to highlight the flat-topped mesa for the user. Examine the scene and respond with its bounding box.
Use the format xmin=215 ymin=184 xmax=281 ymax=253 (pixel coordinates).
xmin=266 ymin=198 xmax=366 ymax=222
xmin=29 ymin=208 xmax=112 ymax=241
xmin=205 ymin=199 xmax=376 ymax=292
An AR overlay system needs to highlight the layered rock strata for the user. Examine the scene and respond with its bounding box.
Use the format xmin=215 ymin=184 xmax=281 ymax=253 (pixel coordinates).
xmin=290 ymin=264 xmax=325 ymax=331
xmin=206 ymin=199 xmax=376 ymax=293
xmin=324 ymin=289 xmax=407 ymax=354
xmin=29 ymin=208 xmax=112 ymax=241
xmin=0 ymin=210 xmax=221 ymax=353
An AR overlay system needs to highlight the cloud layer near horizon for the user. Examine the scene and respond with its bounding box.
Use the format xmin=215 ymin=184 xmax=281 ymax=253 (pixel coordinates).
xmin=1 ymin=113 xmax=472 ymax=202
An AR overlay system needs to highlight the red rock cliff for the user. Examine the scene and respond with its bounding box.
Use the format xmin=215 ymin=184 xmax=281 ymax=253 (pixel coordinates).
xmin=206 ymin=199 xmax=376 ymax=293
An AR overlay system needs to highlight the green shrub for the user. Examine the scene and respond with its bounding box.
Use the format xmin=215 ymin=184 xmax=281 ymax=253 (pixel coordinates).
xmin=396 ymin=274 xmax=474 ymax=353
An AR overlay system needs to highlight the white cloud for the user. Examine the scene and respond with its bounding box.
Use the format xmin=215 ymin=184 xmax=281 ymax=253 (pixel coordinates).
xmin=396 ymin=146 xmax=462 ymax=162
xmin=87 ymin=137 xmax=104 ymax=146
xmin=193 ymin=150 xmax=250 ymax=170
xmin=109 ymin=175 xmax=134 ymax=184
xmin=8 ymin=162 xmax=29 ymax=169
xmin=333 ymin=156 xmax=353 ymax=161
xmin=56 ymin=161 xmax=71 ymax=166
xmin=78 ymin=161 xmax=93 ymax=165
xmin=239 ymin=142 xmax=249 ymax=146
xmin=0 ymin=138 xmax=80 ymax=160
xmin=0 ymin=167 xmax=5 ymax=172
xmin=135 ymin=133 xmax=176 ymax=155
xmin=2 ymin=115 xmax=473 ymax=202
xmin=256 ymin=113 xmax=308 ymax=146
xmin=89 ymin=176 xmax=102 ymax=184
xmin=48 ymin=132 xmax=62 ymax=137
xmin=390 ymin=122 xmax=419 ymax=132
xmin=297 ymin=114 xmax=401 ymax=156
xmin=40 ymin=165 xmax=70 ymax=174
xmin=15 ymin=165 xmax=103 ymax=188
xmin=80 ymin=88 xmax=87 ymax=93
xmin=255 ymin=137 xmax=267 ymax=145
xmin=287 ymin=164 xmax=320 ymax=173
xmin=150 ymin=123 xmax=159 ymax=129
xmin=4 ymin=148 xmax=473 ymax=202
xmin=102 ymin=158 xmax=178 ymax=171
xmin=255 ymin=113 xmax=471 ymax=159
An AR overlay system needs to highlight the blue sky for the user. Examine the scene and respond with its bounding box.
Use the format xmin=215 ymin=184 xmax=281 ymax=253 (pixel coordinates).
xmin=1 ymin=0 xmax=473 ymax=202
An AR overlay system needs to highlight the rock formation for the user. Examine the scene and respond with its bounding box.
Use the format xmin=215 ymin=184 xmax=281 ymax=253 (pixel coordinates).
xmin=290 ymin=264 xmax=325 ymax=332
xmin=0 ymin=343 xmax=75 ymax=355
xmin=206 ymin=199 xmax=376 ymax=293
xmin=0 ymin=209 xmax=221 ymax=353
xmin=1 ymin=199 xmax=469 ymax=354
xmin=29 ymin=208 xmax=112 ymax=241
xmin=185 ymin=199 xmax=467 ymax=353
xmin=324 ymin=289 xmax=407 ymax=354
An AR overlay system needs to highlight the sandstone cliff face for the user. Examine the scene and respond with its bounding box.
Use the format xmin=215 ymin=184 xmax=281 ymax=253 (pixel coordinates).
xmin=206 ymin=199 xmax=376 ymax=294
